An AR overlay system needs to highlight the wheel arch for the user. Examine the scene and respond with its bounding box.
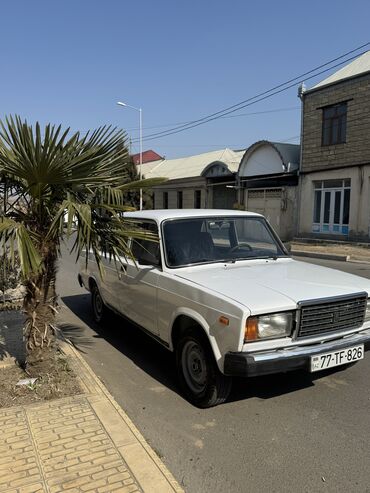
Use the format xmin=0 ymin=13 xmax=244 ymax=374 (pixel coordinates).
xmin=87 ymin=276 xmax=107 ymax=304
xmin=169 ymin=309 xmax=222 ymax=367
xmin=88 ymin=276 xmax=97 ymax=290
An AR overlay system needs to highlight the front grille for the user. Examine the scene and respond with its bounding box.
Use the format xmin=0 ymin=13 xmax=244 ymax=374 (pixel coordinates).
xmin=297 ymin=294 xmax=367 ymax=338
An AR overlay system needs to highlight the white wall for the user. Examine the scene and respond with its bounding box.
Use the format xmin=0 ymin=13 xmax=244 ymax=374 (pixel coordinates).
xmin=240 ymin=146 xmax=285 ymax=177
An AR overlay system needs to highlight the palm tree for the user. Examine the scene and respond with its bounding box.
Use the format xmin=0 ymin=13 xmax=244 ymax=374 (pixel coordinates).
xmin=0 ymin=116 xmax=163 ymax=376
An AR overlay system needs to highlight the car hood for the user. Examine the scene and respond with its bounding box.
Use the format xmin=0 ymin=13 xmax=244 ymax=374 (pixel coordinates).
xmin=174 ymin=258 xmax=370 ymax=314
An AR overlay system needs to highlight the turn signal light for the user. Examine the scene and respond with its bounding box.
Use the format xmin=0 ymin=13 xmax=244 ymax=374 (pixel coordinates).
xmin=245 ymin=317 xmax=258 ymax=341
xmin=219 ymin=316 xmax=229 ymax=326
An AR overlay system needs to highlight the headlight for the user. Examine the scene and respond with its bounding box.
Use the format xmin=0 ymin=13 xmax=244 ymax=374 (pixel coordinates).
xmin=245 ymin=312 xmax=294 ymax=341
xmin=365 ymin=300 xmax=370 ymax=321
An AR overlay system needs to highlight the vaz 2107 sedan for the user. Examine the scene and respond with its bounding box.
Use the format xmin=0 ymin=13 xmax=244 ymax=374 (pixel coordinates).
xmin=79 ymin=210 xmax=370 ymax=407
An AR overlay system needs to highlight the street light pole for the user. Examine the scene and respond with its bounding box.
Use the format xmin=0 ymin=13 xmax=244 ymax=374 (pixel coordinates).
xmin=139 ymin=107 xmax=143 ymax=211
xmin=117 ymin=101 xmax=143 ymax=210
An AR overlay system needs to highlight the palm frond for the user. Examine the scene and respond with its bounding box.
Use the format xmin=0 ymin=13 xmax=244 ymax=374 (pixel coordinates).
xmin=0 ymin=116 xmax=131 ymax=194
xmin=0 ymin=116 xmax=161 ymax=280
xmin=0 ymin=218 xmax=41 ymax=276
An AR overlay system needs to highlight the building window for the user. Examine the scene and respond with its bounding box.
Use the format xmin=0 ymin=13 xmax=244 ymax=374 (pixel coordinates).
xmin=163 ymin=191 xmax=168 ymax=209
xmin=312 ymin=179 xmax=350 ymax=235
xmin=322 ymin=102 xmax=347 ymax=146
xmin=152 ymin=192 xmax=156 ymax=209
xmin=194 ymin=190 xmax=201 ymax=209
xmin=177 ymin=191 xmax=183 ymax=209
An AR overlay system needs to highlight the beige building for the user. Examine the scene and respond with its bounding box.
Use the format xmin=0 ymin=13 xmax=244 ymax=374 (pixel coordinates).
xmin=141 ymin=148 xmax=244 ymax=210
xmin=298 ymin=51 xmax=370 ymax=241
xmin=140 ymin=143 xmax=299 ymax=241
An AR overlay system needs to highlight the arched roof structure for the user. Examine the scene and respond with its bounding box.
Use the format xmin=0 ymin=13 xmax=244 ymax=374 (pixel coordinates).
xmin=238 ymin=140 xmax=300 ymax=177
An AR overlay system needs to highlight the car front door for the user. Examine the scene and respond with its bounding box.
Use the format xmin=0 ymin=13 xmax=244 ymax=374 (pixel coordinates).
xmin=119 ymin=221 xmax=160 ymax=335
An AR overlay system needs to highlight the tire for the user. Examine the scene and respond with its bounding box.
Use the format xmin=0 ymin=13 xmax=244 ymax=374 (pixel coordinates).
xmin=175 ymin=328 xmax=232 ymax=408
xmin=91 ymin=283 xmax=109 ymax=324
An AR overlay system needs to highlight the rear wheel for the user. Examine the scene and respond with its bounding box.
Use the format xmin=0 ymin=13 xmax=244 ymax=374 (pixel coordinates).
xmin=91 ymin=283 xmax=108 ymax=324
xmin=175 ymin=328 xmax=232 ymax=408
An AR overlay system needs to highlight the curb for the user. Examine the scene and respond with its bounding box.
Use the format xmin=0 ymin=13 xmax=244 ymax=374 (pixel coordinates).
xmin=61 ymin=340 xmax=184 ymax=493
xmin=347 ymin=258 xmax=370 ymax=265
xmin=293 ymin=237 xmax=370 ymax=248
xmin=291 ymin=250 xmax=350 ymax=261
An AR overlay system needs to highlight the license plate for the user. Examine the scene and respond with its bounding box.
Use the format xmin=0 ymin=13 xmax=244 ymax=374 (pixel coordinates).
xmin=310 ymin=344 xmax=364 ymax=372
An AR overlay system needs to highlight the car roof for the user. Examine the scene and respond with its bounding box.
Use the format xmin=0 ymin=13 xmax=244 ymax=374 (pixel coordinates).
xmin=123 ymin=209 xmax=263 ymax=222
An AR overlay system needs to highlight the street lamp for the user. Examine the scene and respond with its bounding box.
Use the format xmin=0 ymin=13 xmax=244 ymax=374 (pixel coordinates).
xmin=117 ymin=101 xmax=143 ymax=210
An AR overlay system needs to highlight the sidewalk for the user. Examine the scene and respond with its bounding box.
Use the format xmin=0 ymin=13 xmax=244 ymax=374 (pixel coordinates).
xmin=0 ymin=341 xmax=184 ymax=493
xmin=289 ymin=239 xmax=370 ymax=262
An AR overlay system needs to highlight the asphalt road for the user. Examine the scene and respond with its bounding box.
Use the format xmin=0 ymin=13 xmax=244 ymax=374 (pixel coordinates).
xmin=57 ymin=252 xmax=370 ymax=493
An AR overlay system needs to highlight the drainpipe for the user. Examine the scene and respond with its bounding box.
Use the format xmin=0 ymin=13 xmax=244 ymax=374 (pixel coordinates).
xmin=296 ymin=82 xmax=306 ymax=238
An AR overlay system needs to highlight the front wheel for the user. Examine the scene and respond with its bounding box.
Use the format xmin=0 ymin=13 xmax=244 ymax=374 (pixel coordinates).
xmin=175 ymin=329 xmax=232 ymax=408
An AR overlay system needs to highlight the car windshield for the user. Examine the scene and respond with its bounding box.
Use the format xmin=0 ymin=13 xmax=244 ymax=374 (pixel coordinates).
xmin=163 ymin=216 xmax=287 ymax=267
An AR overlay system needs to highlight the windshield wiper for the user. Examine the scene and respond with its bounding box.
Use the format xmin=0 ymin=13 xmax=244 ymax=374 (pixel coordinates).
xmin=190 ymin=255 xmax=281 ymax=265
xmin=260 ymin=255 xmax=278 ymax=260
xmin=231 ymin=255 xmax=279 ymax=262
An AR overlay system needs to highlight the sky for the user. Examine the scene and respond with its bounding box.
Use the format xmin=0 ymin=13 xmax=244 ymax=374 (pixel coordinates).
xmin=1 ymin=0 xmax=369 ymax=159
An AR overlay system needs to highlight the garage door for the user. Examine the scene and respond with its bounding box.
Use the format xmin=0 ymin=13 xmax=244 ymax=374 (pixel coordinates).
xmin=246 ymin=188 xmax=282 ymax=234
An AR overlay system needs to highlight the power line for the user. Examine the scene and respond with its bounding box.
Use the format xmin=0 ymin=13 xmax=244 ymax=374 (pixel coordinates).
xmin=139 ymin=43 xmax=369 ymax=141
xmin=125 ymin=106 xmax=300 ymax=132
xmin=64 ymin=106 xmax=300 ymax=138
xmin=131 ymin=43 xmax=369 ymax=143
xmin=139 ymin=51 xmax=368 ymax=143
xmin=149 ymin=109 xmax=370 ymax=157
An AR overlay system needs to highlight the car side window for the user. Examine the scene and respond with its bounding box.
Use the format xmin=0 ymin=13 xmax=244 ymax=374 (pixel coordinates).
xmin=131 ymin=221 xmax=160 ymax=266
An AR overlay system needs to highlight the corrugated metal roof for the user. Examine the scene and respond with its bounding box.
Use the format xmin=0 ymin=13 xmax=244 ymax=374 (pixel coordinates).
xmin=238 ymin=140 xmax=300 ymax=176
xmin=310 ymin=50 xmax=370 ymax=91
xmin=270 ymin=142 xmax=300 ymax=166
xmin=140 ymin=148 xmax=245 ymax=180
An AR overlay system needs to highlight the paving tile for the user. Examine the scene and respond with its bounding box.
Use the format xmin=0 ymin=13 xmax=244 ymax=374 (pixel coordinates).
xmin=0 ymin=340 xmax=183 ymax=493
xmin=0 ymin=408 xmax=44 ymax=493
xmin=26 ymin=396 xmax=141 ymax=492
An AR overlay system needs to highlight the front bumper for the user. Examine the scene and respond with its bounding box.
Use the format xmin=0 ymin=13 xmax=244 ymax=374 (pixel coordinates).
xmin=224 ymin=329 xmax=370 ymax=377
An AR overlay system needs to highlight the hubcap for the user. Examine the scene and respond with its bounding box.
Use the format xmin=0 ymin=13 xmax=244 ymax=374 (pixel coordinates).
xmin=181 ymin=340 xmax=207 ymax=394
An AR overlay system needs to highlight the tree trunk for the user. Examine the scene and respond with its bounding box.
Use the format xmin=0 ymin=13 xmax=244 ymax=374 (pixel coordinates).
xmin=23 ymin=245 xmax=58 ymax=376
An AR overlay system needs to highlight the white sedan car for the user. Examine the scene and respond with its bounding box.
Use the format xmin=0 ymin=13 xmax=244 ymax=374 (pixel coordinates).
xmin=79 ymin=210 xmax=370 ymax=407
